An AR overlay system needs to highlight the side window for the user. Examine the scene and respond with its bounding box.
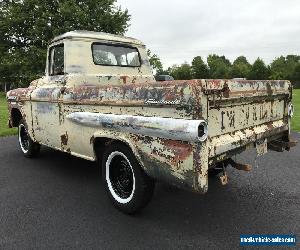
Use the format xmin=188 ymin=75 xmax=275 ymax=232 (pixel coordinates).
xmin=49 ymin=45 xmax=64 ymax=75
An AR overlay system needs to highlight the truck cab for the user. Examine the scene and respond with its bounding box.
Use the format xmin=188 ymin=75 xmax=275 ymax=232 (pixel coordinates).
xmin=43 ymin=30 xmax=154 ymax=85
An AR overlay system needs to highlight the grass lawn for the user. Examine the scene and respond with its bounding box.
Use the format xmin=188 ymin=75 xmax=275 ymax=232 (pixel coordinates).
xmin=0 ymin=92 xmax=17 ymax=136
xmin=291 ymin=89 xmax=300 ymax=132
xmin=0 ymin=89 xmax=299 ymax=137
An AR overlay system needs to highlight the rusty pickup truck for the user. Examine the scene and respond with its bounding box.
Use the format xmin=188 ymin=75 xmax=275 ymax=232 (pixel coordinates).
xmin=6 ymin=31 xmax=297 ymax=214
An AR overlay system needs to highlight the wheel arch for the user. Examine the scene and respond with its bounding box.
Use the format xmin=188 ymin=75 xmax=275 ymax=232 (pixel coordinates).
xmin=92 ymin=134 xmax=145 ymax=169
xmin=10 ymin=108 xmax=23 ymax=127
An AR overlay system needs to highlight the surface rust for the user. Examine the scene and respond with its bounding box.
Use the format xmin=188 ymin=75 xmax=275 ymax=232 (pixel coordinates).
xmin=5 ymin=32 xmax=295 ymax=194
xmin=60 ymin=131 xmax=68 ymax=148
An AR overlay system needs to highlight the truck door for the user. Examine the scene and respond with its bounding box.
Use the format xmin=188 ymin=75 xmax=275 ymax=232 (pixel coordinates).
xmin=31 ymin=44 xmax=66 ymax=149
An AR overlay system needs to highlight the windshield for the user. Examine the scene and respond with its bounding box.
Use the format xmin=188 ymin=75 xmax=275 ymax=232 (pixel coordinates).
xmin=92 ymin=43 xmax=141 ymax=67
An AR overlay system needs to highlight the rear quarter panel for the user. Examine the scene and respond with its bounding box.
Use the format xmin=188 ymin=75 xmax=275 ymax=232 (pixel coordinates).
xmin=61 ymin=79 xmax=209 ymax=192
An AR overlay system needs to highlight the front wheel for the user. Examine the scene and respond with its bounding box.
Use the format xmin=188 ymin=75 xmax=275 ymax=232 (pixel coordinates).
xmin=18 ymin=119 xmax=40 ymax=158
xmin=102 ymin=143 xmax=155 ymax=214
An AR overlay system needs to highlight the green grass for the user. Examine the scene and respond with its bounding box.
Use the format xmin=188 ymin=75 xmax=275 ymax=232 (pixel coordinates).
xmin=0 ymin=92 xmax=17 ymax=136
xmin=291 ymin=89 xmax=300 ymax=132
xmin=0 ymin=89 xmax=299 ymax=137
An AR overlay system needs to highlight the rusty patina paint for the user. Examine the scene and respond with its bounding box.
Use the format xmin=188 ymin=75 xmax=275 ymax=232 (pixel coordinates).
xmin=6 ymin=31 xmax=296 ymax=194
xmin=61 ymin=131 xmax=68 ymax=148
xmin=162 ymin=140 xmax=193 ymax=163
xmin=6 ymin=78 xmax=294 ymax=192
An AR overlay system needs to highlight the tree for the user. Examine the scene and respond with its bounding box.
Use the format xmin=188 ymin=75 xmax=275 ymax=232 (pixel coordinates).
xmin=292 ymin=63 xmax=300 ymax=79
xmin=285 ymin=55 xmax=300 ymax=81
xmin=248 ymin=58 xmax=270 ymax=80
xmin=290 ymin=62 xmax=300 ymax=88
xmin=191 ymin=56 xmax=209 ymax=79
xmin=207 ymin=54 xmax=231 ymax=79
xmin=269 ymin=54 xmax=300 ymax=86
xmin=0 ymin=0 xmax=130 ymax=88
xmin=147 ymin=49 xmax=163 ymax=74
xmin=169 ymin=63 xmax=192 ymax=80
xmin=269 ymin=56 xmax=287 ymax=80
xmin=231 ymin=56 xmax=251 ymax=78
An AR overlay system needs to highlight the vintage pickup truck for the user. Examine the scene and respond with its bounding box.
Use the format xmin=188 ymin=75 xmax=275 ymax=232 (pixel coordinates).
xmin=6 ymin=31 xmax=297 ymax=214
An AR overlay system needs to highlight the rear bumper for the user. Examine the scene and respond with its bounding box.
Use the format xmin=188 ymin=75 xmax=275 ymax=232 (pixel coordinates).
xmin=208 ymin=119 xmax=289 ymax=165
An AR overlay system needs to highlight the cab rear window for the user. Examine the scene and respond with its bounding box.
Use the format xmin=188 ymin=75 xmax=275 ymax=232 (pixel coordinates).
xmin=92 ymin=43 xmax=141 ymax=67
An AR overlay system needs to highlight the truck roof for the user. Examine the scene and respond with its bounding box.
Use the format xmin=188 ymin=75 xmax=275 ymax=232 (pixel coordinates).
xmin=51 ymin=30 xmax=144 ymax=46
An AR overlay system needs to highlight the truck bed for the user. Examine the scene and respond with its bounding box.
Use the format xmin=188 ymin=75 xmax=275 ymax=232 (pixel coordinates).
xmin=203 ymin=79 xmax=291 ymax=164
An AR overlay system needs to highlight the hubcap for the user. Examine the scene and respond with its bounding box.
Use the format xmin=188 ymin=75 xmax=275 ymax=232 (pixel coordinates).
xmin=106 ymin=151 xmax=135 ymax=204
xmin=19 ymin=124 xmax=29 ymax=153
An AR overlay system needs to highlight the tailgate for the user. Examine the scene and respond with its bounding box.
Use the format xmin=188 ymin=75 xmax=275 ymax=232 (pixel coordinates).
xmin=204 ymin=80 xmax=291 ymax=163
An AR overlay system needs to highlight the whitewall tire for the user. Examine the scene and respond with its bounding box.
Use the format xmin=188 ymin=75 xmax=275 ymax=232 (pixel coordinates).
xmin=102 ymin=143 xmax=155 ymax=214
xmin=18 ymin=119 xmax=40 ymax=158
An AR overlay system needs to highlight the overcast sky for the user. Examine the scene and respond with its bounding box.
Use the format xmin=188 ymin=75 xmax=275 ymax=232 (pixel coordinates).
xmin=117 ymin=0 xmax=300 ymax=68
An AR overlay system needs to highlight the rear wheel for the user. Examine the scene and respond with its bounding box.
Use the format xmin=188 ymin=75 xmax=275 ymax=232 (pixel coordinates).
xmin=18 ymin=119 xmax=40 ymax=158
xmin=102 ymin=143 xmax=155 ymax=214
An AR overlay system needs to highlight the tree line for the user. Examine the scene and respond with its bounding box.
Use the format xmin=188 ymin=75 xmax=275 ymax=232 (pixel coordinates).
xmin=0 ymin=0 xmax=130 ymax=91
xmin=1 ymin=1 xmax=299 ymax=90
xmin=148 ymin=52 xmax=300 ymax=88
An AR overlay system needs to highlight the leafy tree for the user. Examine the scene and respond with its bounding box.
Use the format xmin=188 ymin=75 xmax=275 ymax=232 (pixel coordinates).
xmin=286 ymin=55 xmax=300 ymax=63
xmin=285 ymin=55 xmax=300 ymax=81
xmin=292 ymin=63 xmax=300 ymax=79
xmin=0 ymin=0 xmax=130 ymax=88
xmin=231 ymin=56 xmax=251 ymax=78
xmin=207 ymin=54 xmax=231 ymax=78
xmin=290 ymin=62 xmax=300 ymax=88
xmin=268 ymin=55 xmax=300 ymax=85
xmin=248 ymin=58 xmax=270 ymax=80
xmin=269 ymin=56 xmax=287 ymax=80
xmin=169 ymin=63 xmax=192 ymax=80
xmin=191 ymin=56 xmax=209 ymax=79
xmin=147 ymin=49 xmax=163 ymax=74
